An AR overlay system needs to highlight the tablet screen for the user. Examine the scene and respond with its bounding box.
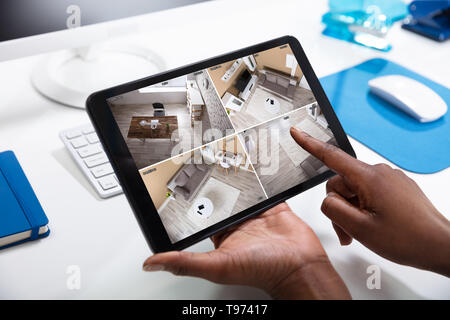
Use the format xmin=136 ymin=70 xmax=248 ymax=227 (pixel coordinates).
xmin=106 ymin=44 xmax=337 ymax=243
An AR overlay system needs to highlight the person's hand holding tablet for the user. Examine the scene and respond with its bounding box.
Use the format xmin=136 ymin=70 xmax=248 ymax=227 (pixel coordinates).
xmin=143 ymin=199 xmax=351 ymax=299
xmin=143 ymin=127 xmax=450 ymax=299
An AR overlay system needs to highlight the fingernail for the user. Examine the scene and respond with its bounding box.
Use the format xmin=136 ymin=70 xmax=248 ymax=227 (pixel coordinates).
xmin=339 ymin=238 xmax=352 ymax=246
xmin=143 ymin=264 xmax=165 ymax=272
xmin=292 ymin=127 xmax=310 ymax=136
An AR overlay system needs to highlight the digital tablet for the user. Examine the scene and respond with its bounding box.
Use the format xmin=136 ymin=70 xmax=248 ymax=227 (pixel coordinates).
xmin=87 ymin=36 xmax=355 ymax=252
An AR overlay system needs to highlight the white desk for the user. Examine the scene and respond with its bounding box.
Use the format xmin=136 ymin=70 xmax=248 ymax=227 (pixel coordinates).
xmin=0 ymin=0 xmax=449 ymax=299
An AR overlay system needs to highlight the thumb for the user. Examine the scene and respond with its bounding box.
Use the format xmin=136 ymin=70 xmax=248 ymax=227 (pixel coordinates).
xmin=332 ymin=222 xmax=353 ymax=246
xmin=321 ymin=192 xmax=368 ymax=238
xmin=143 ymin=251 xmax=226 ymax=282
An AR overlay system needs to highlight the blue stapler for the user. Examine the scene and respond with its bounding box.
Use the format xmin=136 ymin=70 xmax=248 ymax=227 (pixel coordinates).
xmin=402 ymin=0 xmax=450 ymax=41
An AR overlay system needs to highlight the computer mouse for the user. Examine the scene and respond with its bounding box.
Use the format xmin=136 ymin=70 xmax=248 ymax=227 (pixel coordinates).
xmin=368 ymin=75 xmax=448 ymax=123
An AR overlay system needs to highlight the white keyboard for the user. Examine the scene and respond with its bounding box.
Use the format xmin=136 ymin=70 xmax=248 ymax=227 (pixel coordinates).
xmin=59 ymin=124 xmax=123 ymax=199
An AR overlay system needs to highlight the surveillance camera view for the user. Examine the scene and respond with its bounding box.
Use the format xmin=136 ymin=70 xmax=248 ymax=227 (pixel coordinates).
xmin=107 ymin=44 xmax=337 ymax=243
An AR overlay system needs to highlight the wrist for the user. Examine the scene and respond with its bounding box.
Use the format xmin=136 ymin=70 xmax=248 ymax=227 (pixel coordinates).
xmin=426 ymin=217 xmax=450 ymax=276
xmin=268 ymin=257 xmax=351 ymax=300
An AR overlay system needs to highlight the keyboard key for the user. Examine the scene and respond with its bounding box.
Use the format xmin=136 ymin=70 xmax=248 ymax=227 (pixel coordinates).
xmin=77 ymin=143 xmax=102 ymax=158
xmin=98 ymin=174 xmax=118 ymax=190
xmin=66 ymin=130 xmax=82 ymax=139
xmin=70 ymin=136 xmax=88 ymax=149
xmin=82 ymin=127 xmax=95 ymax=135
xmin=60 ymin=124 xmax=122 ymax=198
xmin=86 ymin=133 xmax=99 ymax=144
xmin=91 ymin=163 xmax=114 ymax=178
xmin=84 ymin=152 xmax=108 ymax=168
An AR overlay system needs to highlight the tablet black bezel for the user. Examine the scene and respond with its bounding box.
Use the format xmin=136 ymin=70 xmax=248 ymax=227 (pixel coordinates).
xmin=86 ymin=35 xmax=356 ymax=253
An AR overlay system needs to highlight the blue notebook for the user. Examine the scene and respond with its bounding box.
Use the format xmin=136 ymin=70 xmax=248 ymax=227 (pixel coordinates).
xmin=0 ymin=151 xmax=50 ymax=250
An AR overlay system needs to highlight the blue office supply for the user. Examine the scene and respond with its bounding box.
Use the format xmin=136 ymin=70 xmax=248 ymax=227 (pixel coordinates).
xmin=402 ymin=0 xmax=450 ymax=41
xmin=323 ymin=0 xmax=408 ymax=51
xmin=319 ymin=58 xmax=450 ymax=174
xmin=0 ymin=151 xmax=50 ymax=250
xmin=329 ymin=0 xmax=408 ymax=21
xmin=322 ymin=10 xmax=393 ymax=51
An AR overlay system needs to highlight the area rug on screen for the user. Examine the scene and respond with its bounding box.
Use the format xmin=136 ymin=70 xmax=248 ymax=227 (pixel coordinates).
xmin=245 ymin=87 xmax=294 ymax=123
xmin=188 ymin=177 xmax=240 ymax=228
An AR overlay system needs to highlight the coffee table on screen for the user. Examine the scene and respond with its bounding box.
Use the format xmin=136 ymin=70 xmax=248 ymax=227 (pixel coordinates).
xmin=192 ymin=197 xmax=214 ymax=219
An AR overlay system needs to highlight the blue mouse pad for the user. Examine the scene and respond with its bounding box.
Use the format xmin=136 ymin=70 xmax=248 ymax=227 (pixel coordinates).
xmin=319 ymin=58 xmax=450 ymax=174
